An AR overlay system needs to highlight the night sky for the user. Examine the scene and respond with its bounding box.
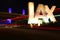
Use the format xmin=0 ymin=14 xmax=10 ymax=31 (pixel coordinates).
xmin=0 ymin=0 xmax=60 ymax=14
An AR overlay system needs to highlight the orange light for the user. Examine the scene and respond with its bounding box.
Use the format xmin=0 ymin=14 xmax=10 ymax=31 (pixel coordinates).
xmin=28 ymin=2 xmax=56 ymax=28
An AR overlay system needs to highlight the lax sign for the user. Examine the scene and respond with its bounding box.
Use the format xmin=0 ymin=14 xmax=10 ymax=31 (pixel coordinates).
xmin=28 ymin=2 xmax=56 ymax=28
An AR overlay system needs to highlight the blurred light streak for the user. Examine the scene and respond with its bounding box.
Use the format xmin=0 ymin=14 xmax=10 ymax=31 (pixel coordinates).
xmin=0 ymin=15 xmax=60 ymax=30
xmin=55 ymin=15 xmax=60 ymax=17
xmin=0 ymin=24 xmax=60 ymax=30
xmin=0 ymin=15 xmax=60 ymax=22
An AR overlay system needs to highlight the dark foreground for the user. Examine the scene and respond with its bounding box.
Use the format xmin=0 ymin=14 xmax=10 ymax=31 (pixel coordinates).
xmin=0 ymin=28 xmax=60 ymax=40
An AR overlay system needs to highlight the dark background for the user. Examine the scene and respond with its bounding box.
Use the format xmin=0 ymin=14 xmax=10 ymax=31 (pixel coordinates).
xmin=0 ymin=0 xmax=60 ymax=14
xmin=0 ymin=1 xmax=60 ymax=39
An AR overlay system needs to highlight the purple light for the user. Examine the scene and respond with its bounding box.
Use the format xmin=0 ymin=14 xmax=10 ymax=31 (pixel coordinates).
xmin=22 ymin=9 xmax=25 ymax=15
xmin=8 ymin=8 xmax=12 ymax=14
xmin=7 ymin=19 xmax=12 ymax=24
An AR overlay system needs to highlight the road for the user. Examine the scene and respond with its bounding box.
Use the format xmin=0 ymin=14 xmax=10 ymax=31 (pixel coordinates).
xmin=0 ymin=28 xmax=60 ymax=40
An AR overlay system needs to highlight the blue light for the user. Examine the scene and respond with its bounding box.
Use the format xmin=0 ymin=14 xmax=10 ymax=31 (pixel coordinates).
xmin=22 ymin=9 xmax=25 ymax=15
xmin=8 ymin=8 xmax=12 ymax=14
xmin=6 ymin=19 xmax=12 ymax=24
xmin=0 ymin=19 xmax=12 ymax=24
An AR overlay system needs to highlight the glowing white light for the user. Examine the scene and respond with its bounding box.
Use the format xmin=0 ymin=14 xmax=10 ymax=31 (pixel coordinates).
xmin=28 ymin=2 xmax=34 ymax=24
xmin=43 ymin=17 xmax=49 ymax=23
